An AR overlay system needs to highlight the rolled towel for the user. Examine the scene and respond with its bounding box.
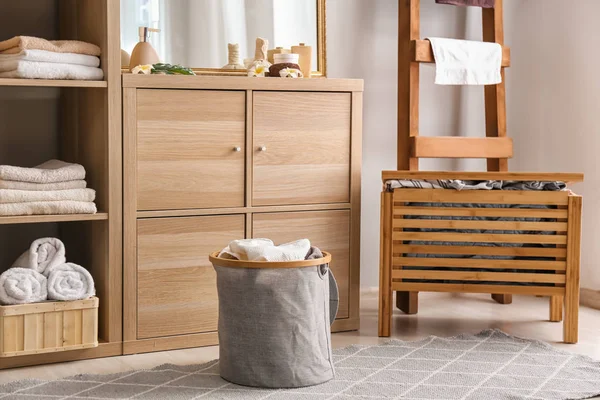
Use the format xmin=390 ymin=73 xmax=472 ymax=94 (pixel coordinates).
xmin=0 ymin=61 xmax=104 ymax=81
xmin=0 ymin=268 xmax=47 ymax=305
xmin=0 ymin=188 xmax=96 ymax=204
xmin=12 ymin=238 xmax=66 ymax=274
xmin=0 ymin=160 xmax=85 ymax=184
xmin=0 ymin=201 xmax=97 ymax=216
xmin=46 ymin=263 xmax=95 ymax=301
xmin=219 ymin=238 xmax=275 ymax=260
xmin=219 ymin=238 xmax=312 ymax=262
xmin=0 ymin=36 xmax=101 ymax=56
xmin=0 ymin=179 xmax=87 ymax=191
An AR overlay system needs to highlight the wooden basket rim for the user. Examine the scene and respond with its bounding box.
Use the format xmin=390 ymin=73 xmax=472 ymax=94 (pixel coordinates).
xmin=0 ymin=297 xmax=99 ymax=316
xmin=209 ymin=251 xmax=332 ymax=269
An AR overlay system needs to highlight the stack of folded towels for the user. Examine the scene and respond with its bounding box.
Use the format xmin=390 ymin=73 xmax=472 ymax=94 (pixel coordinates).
xmin=0 ymin=159 xmax=97 ymax=216
xmin=0 ymin=238 xmax=95 ymax=305
xmin=0 ymin=36 xmax=103 ymax=80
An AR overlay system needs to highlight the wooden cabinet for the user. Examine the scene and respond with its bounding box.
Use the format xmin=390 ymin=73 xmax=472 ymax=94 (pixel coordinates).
xmin=136 ymin=90 xmax=246 ymax=211
xmin=136 ymin=215 xmax=244 ymax=339
xmin=253 ymin=92 xmax=351 ymax=206
xmin=253 ymin=210 xmax=351 ymax=318
xmin=124 ymin=75 xmax=362 ymax=354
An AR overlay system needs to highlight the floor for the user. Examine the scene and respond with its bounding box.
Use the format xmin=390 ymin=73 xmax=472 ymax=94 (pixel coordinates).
xmin=3 ymin=292 xmax=600 ymax=385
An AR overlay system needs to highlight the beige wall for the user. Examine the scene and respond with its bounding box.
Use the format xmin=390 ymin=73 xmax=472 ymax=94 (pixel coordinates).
xmin=329 ymin=0 xmax=598 ymax=290
xmin=504 ymin=1 xmax=598 ymax=290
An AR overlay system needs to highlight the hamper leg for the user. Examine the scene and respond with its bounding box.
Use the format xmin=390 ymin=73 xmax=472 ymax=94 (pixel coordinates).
xmin=396 ymin=291 xmax=419 ymax=314
xmin=550 ymin=296 xmax=563 ymax=322
xmin=564 ymin=195 xmax=582 ymax=344
xmin=379 ymin=192 xmax=393 ymax=337
xmin=491 ymin=294 xmax=513 ymax=304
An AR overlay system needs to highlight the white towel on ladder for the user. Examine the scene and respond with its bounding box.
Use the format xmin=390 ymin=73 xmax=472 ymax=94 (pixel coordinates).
xmin=427 ymin=37 xmax=502 ymax=85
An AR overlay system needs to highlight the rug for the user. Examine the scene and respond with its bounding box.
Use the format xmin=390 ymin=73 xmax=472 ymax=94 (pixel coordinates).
xmin=2 ymin=329 xmax=600 ymax=400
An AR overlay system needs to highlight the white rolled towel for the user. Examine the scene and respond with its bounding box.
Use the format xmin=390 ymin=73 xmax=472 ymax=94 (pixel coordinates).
xmin=219 ymin=238 xmax=312 ymax=262
xmin=0 ymin=268 xmax=47 ymax=305
xmin=12 ymin=238 xmax=66 ymax=274
xmin=46 ymin=263 xmax=95 ymax=301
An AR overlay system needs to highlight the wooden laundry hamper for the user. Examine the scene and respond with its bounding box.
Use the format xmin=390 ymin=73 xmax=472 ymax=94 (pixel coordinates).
xmin=379 ymin=0 xmax=585 ymax=343
xmin=379 ymin=172 xmax=583 ymax=344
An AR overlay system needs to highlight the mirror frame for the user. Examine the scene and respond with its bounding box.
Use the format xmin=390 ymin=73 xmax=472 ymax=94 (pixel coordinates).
xmin=123 ymin=0 xmax=327 ymax=77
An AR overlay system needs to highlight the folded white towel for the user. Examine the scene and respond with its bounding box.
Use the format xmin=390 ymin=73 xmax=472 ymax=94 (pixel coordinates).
xmin=427 ymin=37 xmax=502 ymax=85
xmin=0 ymin=201 xmax=97 ymax=216
xmin=0 ymin=188 xmax=95 ymax=204
xmin=0 ymin=60 xmax=104 ymax=80
xmin=0 ymin=179 xmax=87 ymax=191
xmin=0 ymin=49 xmax=100 ymax=67
xmin=12 ymin=237 xmax=67 ymax=274
xmin=219 ymin=238 xmax=312 ymax=262
xmin=46 ymin=263 xmax=95 ymax=301
xmin=0 ymin=160 xmax=85 ymax=184
xmin=0 ymin=268 xmax=47 ymax=305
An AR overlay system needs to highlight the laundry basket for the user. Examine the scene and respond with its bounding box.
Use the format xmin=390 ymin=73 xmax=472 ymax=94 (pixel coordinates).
xmin=209 ymin=251 xmax=337 ymax=389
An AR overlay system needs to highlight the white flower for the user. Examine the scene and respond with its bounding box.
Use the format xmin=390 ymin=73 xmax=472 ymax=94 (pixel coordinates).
xmin=279 ymin=68 xmax=303 ymax=78
xmin=132 ymin=64 xmax=153 ymax=75
xmin=248 ymin=61 xmax=270 ymax=77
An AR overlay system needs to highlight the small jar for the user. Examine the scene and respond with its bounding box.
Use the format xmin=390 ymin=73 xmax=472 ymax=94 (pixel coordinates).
xmin=274 ymin=53 xmax=300 ymax=65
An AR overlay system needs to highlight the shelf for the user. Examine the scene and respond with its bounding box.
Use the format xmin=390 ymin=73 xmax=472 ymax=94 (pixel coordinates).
xmin=0 ymin=212 xmax=108 ymax=225
xmin=0 ymin=79 xmax=108 ymax=88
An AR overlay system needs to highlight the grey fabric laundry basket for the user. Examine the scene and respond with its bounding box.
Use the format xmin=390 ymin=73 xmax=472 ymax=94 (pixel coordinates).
xmin=209 ymin=251 xmax=337 ymax=389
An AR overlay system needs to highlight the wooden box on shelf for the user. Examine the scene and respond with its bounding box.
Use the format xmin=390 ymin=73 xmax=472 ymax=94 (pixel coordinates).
xmin=0 ymin=297 xmax=99 ymax=358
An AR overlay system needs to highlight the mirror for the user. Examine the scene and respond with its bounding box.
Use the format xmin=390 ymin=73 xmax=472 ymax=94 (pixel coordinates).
xmin=121 ymin=0 xmax=326 ymax=76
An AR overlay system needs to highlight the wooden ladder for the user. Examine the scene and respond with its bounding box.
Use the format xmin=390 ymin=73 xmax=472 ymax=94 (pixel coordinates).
xmin=396 ymin=0 xmax=513 ymax=314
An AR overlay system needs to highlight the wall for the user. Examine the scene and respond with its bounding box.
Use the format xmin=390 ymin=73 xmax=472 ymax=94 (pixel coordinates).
xmin=503 ymin=1 xmax=598 ymax=290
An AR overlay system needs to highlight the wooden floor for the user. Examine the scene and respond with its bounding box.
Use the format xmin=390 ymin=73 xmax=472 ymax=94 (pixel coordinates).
xmin=3 ymin=292 xmax=600 ymax=385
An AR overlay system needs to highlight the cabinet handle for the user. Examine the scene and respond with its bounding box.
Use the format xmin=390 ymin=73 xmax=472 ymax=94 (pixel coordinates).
xmin=233 ymin=146 xmax=242 ymax=152
xmin=259 ymin=146 xmax=267 ymax=152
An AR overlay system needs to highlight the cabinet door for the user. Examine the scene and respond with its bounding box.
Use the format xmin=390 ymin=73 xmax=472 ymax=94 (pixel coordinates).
xmin=252 ymin=210 xmax=350 ymax=318
xmin=137 ymin=215 xmax=244 ymax=339
xmin=136 ymin=90 xmax=246 ymax=211
xmin=253 ymin=92 xmax=351 ymax=206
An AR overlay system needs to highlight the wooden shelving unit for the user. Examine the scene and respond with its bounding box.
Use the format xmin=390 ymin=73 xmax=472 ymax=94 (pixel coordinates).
xmin=0 ymin=0 xmax=122 ymax=369
xmin=0 ymin=78 xmax=108 ymax=88
xmin=0 ymin=213 xmax=109 ymax=225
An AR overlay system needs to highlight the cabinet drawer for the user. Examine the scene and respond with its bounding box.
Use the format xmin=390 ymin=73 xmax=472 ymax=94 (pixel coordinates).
xmin=252 ymin=210 xmax=350 ymax=318
xmin=253 ymin=92 xmax=351 ymax=206
xmin=137 ymin=215 xmax=245 ymax=339
xmin=136 ymin=90 xmax=246 ymax=211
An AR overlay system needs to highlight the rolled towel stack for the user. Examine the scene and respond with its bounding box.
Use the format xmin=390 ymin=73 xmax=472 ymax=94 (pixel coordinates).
xmin=0 ymin=238 xmax=95 ymax=305
xmin=0 ymin=159 xmax=97 ymax=216
xmin=0 ymin=36 xmax=103 ymax=80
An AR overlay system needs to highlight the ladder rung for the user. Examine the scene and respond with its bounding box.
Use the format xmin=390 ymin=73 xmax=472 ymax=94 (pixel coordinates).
xmin=410 ymin=137 xmax=513 ymax=159
xmin=412 ymin=40 xmax=511 ymax=67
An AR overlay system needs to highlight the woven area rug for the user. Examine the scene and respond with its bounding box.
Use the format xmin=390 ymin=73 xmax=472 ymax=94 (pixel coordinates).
xmin=2 ymin=330 xmax=600 ymax=400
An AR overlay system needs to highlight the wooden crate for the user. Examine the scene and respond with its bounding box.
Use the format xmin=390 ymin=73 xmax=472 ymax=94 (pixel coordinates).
xmin=0 ymin=297 xmax=99 ymax=358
